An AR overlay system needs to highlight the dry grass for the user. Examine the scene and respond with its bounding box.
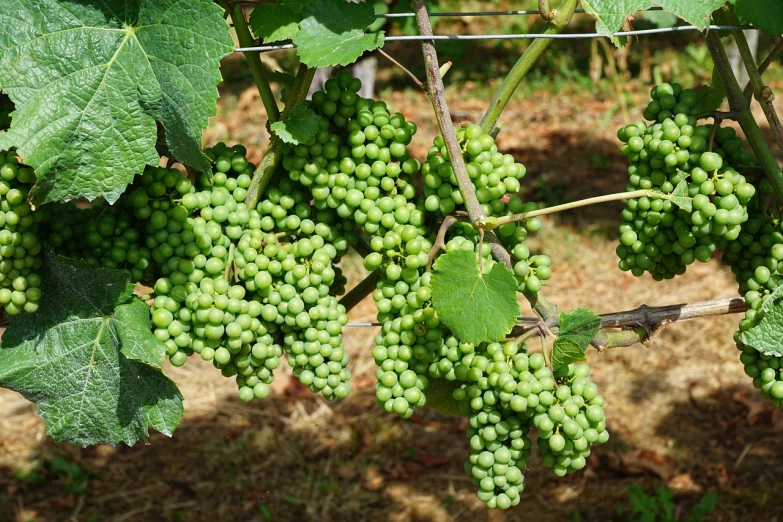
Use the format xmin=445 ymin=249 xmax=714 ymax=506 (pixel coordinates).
xmin=2 ymin=76 xmax=783 ymax=522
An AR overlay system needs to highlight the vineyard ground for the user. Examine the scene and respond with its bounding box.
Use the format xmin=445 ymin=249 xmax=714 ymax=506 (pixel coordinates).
xmin=1 ymin=78 xmax=783 ymax=522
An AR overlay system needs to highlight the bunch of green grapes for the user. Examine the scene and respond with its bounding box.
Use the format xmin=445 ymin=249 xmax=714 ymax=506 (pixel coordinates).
xmin=448 ymin=337 xmax=607 ymax=506
xmin=366 ymin=227 xmax=439 ymax=418
xmin=616 ymin=82 xmax=756 ymax=280
xmin=533 ymin=362 xmax=608 ymax=476
xmin=141 ymin=144 xmax=352 ymax=401
xmin=453 ymin=346 xmax=608 ymax=469
xmin=422 ymin=124 xmax=524 ymax=218
xmin=464 ymin=408 xmax=531 ymax=509
xmin=722 ymin=206 xmax=783 ymax=406
xmin=723 ymin=210 xmax=783 ymax=310
xmin=421 ymin=123 xmax=551 ymax=292
xmin=0 ymin=149 xmax=43 ymax=314
xmin=284 ymin=72 xmax=423 ymax=242
xmin=48 ymin=202 xmax=154 ymax=283
xmin=458 ymin=342 xmax=534 ymax=509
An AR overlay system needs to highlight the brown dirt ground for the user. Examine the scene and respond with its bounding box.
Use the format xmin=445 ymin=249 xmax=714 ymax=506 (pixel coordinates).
xmin=2 ymin=66 xmax=783 ymax=522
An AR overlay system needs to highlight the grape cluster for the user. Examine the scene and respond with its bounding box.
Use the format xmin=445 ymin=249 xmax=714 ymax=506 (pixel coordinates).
xmin=616 ymin=82 xmax=755 ymax=280
xmin=284 ymin=72 xmax=423 ymax=242
xmin=282 ymin=72 xmax=581 ymax=508
xmin=49 ymin=202 xmax=154 ymax=283
xmin=422 ymin=124 xmax=523 ymax=217
xmin=137 ymin=144 xmax=353 ymax=401
xmin=421 ymin=123 xmax=551 ymax=293
xmin=0 ymin=150 xmax=43 ymax=314
xmin=723 ymin=207 xmax=783 ymax=406
xmin=449 ymin=337 xmax=607 ymax=506
xmin=532 ymin=362 xmax=608 ymax=476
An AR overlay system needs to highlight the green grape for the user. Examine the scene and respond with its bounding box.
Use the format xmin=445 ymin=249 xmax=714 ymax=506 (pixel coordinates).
xmin=616 ymin=84 xmax=757 ymax=280
xmin=0 ymin=148 xmax=43 ymax=315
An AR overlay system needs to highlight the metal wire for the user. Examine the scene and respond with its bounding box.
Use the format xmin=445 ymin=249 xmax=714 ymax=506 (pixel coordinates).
xmin=228 ymin=7 xmax=667 ymax=26
xmin=235 ymin=24 xmax=753 ymax=53
xmin=344 ymin=317 xmax=541 ymax=328
xmin=379 ymin=7 xmax=665 ymax=18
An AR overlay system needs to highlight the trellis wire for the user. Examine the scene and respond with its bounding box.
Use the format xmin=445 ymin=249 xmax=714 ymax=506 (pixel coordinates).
xmin=379 ymin=7 xmax=665 ymax=18
xmin=344 ymin=317 xmax=541 ymax=327
xmin=235 ymin=24 xmax=753 ymax=53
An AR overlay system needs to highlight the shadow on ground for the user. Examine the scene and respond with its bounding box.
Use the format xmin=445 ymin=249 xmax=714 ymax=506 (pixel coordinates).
xmin=2 ymin=379 xmax=782 ymax=522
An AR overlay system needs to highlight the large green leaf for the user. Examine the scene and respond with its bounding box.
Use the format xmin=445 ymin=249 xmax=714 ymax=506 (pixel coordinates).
xmin=0 ymin=0 xmax=234 ymax=203
xmin=270 ymin=105 xmax=320 ymax=145
xmin=250 ymin=2 xmax=307 ymax=43
xmin=293 ymin=0 xmax=385 ymax=67
xmin=431 ymin=249 xmax=520 ymax=345
xmin=743 ymin=302 xmax=783 ymax=357
xmin=581 ymin=0 xmax=648 ymax=36
xmin=653 ymin=0 xmax=726 ymax=29
xmin=551 ymin=308 xmax=601 ymax=370
xmin=732 ymin=0 xmax=783 ymax=36
xmin=0 ymin=251 xmax=183 ymax=446
xmin=581 ymin=0 xmax=726 ymax=36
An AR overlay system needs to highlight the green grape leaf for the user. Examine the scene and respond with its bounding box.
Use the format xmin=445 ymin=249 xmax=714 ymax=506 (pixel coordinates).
xmin=551 ymin=308 xmax=601 ymax=370
xmin=0 ymin=250 xmax=183 ymax=446
xmin=0 ymin=0 xmax=234 ymax=204
xmin=580 ymin=0 xmax=648 ymax=35
xmin=431 ymin=249 xmax=520 ymax=345
xmin=668 ymin=180 xmax=693 ymax=212
xmin=270 ymin=106 xmax=320 ymax=145
xmin=761 ymin=286 xmax=783 ymax=314
xmin=581 ymin=0 xmax=725 ymax=37
xmin=284 ymin=0 xmax=315 ymax=11
xmin=692 ymin=67 xmax=727 ymax=114
xmin=250 ymin=3 xmax=305 ymax=43
xmin=652 ymin=0 xmax=726 ymax=30
xmin=641 ymin=9 xmax=679 ymax=27
xmin=293 ymin=0 xmax=385 ymax=67
xmin=743 ymin=302 xmax=783 ymax=356
xmin=732 ymin=0 xmax=783 ymax=36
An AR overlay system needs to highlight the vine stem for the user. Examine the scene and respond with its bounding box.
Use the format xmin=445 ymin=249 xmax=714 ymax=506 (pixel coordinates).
xmin=726 ymin=12 xmax=783 ymax=155
xmin=480 ymin=0 xmax=578 ymax=135
xmin=511 ymin=297 xmax=749 ymax=349
xmin=690 ymin=109 xmax=740 ymax=121
xmin=705 ymin=30 xmax=783 ymax=200
xmin=413 ymin=0 xmax=485 ymax=226
xmin=413 ymin=0 xmax=564 ymax=327
xmin=743 ymin=38 xmax=783 ymax=100
xmin=338 ymin=272 xmax=380 ymax=312
xmin=378 ymin=49 xmax=424 ymax=89
xmin=245 ymin=64 xmax=316 ymax=208
xmin=481 ymin=188 xmax=683 ymax=229
xmin=413 ymin=0 xmax=517 ymax=277
xmin=229 ymin=5 xmax=281 ymax=124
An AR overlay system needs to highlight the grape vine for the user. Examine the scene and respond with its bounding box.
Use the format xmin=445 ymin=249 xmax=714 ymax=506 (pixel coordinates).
xmin=0 ymin=0 xmax=782 ymax=512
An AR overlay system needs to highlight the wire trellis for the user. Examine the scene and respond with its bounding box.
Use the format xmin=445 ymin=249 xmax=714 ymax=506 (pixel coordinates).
xmin=234 ymin=24 xmax=753 ymax=53
xmin=378 ymin=6 xmax=665 ymax=18
xmin=343 ymin=317 xmax=541 ymax=328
